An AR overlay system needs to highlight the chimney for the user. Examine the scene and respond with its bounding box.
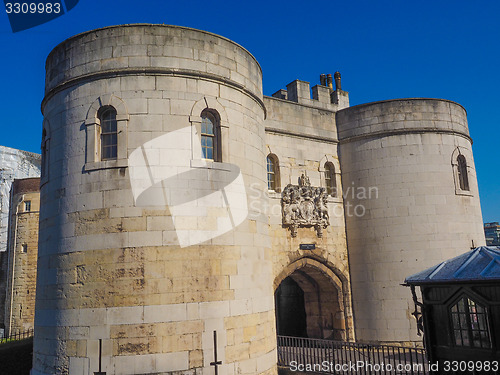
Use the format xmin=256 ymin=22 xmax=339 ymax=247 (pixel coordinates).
xmin=326 ymin=74 xmax=334 ymax=93
xmin=331 ymin=71 xmax=349 ymax=109
xmin=334 ymin=71 xmax=342 ymax=91
xmin=320 ymin=74 xmax=327 ymax=86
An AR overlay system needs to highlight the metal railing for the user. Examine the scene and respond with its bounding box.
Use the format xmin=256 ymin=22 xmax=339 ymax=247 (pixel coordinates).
xmin=277 ymin=335 xmax=429 ymax=374
xmin=0 ymin=328 xmax=34 ymax=344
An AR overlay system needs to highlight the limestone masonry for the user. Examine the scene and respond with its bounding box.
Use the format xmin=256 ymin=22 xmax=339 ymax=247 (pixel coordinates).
xmin=0 ymin=146 xmax=40 ymax=335
xmin=4 ymin=177 xmax=40 ymax=335
xmin=32 ymin=24 xmax=485 ymax=375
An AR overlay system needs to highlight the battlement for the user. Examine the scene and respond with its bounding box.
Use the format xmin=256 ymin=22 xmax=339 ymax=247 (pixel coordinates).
xmin=271 ymin=73 xmax=349 ymax=110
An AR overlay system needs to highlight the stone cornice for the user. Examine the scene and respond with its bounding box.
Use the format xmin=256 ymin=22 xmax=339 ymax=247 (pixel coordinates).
xmin=41 ymin=67 xmax=266 ymax=118
xmin=265 ymin=127 xmax=338 ymax=144
xmin=339 ymin=128 xmax=473 ymax=144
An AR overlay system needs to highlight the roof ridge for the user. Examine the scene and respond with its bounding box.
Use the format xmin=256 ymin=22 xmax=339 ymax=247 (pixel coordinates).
xmin=405 ymin=246 xmax=500 ymax=285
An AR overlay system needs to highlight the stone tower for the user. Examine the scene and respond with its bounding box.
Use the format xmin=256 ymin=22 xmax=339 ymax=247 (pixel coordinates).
xmin=34 ymin=25 xmax=276 ymax=375
xmin=336 ymin=99 xmax=485 ymax=344
xmin=4 ymin=177 xmax=40 ymax=335
xmin=33 ymin=23 xmax=488 ymax=375
xmin=0 ymin=146 xmax=40 ymax=335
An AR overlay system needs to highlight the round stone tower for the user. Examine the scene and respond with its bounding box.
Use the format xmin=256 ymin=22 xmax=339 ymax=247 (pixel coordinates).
xmin=34 ymin=25 xmax=276 ymax=375
xmin=336 ymin=99 xmax=485 ymax=345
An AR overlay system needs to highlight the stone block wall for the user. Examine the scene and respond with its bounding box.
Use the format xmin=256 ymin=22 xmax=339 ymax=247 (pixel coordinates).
xmin=263 ymin=97 xmax=354 ymax=342
xmin=337 ymin=99 xmax=485 ymax=344
xmin=272 ymin=79 xmax=349 ymax=111
xmin=34 ymin=25 xmax=276 ymax=375
xmin=31 ymin=24 xmax=489 ymax=375
xmin=0 ymin=146 xmax=40 ymax=333
xmin=4 ymin=178 xmax=40 ymax=334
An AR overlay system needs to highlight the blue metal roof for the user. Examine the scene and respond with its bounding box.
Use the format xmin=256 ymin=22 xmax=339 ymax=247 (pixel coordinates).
xmin=405 ymin=246 xmax=500 ymax=285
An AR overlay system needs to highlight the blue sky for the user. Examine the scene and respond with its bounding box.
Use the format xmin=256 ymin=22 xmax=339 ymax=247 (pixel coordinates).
xmin=0 ymin=0 xmax=498 ymax=222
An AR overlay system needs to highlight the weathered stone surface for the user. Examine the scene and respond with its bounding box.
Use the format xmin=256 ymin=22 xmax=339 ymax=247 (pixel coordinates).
xmin=35 ymin=24 xmax=274 ymax=375
xmin=0 ymin=148 xmax=41 ymax=332
xmin=3 ymin=179 xmax=40 ymax=334
xmin=31 ymin=23 xmax=485 ymax=375
xmin=337 ymin=99 xmax=485 ymax=344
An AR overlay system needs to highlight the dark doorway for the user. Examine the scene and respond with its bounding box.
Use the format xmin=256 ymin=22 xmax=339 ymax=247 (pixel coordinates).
xmin=275 ymin=277 xmax=307 ymax=337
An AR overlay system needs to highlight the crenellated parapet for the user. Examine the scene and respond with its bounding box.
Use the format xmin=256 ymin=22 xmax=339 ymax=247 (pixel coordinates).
xmin=271 ymin=72 xmax=349 ymax=110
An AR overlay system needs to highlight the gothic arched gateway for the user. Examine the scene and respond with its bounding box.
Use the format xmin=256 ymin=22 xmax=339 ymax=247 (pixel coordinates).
xmin=274 ymin=258 xmax=353 ymax=341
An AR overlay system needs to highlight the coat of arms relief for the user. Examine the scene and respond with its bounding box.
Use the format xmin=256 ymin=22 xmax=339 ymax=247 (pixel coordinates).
xmin=281 ymin=173 xmax=330 ymax=237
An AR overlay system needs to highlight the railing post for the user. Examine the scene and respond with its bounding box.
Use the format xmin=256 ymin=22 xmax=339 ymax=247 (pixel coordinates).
xmin=275 ymin=336 xmax=429 ymax=375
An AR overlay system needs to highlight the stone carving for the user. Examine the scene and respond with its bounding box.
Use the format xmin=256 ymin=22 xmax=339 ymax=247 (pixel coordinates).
xmin=282 ymin=173 xmax=329 ymax=237
xmin=298 ymin=173 xmax=310 ymax=187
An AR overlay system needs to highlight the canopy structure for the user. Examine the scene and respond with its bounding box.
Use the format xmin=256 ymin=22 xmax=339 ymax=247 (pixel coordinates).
xmin=404 ymin=246 xmax=500 ymax=367
xmin=405 ymin=246 xmax=500 ymax=285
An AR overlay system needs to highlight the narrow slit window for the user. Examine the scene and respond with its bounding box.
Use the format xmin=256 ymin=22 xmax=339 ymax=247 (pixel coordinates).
xmin=99 ymin=106 xmax=118 ymax=161
xmin=457 ymin=155 xmax=469 ymax=191
xmin=267 ymin=155 xmax=275 ymax=191
xmin=324 ymin=162 xmax=336 ymax=197
xmin=267 ymin=154 xmax=280 ymax=192
xmin=24 ymin=201 xmax=31 ymax=212
xmin=201 ymin=110 xmax=220 ymax=162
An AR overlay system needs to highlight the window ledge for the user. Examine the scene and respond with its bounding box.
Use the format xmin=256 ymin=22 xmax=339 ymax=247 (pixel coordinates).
xmin=327 ymin=196 xmax=343 ymax=203
xmin=85 ymin=158 xmax=128 ymax=172
xmin=267 ymin=191 xmax=281 ymax=199
xmin=267 ymin=192 xmax=341 ymax=201
xmin=455 ymin=189 xmax=473 ymax=197
xmin=190 ymin=159 xmax=232 ymax=171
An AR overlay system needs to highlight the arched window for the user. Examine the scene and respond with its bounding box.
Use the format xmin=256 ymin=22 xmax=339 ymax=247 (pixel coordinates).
xmin=99 ymin=106 xmax=118 ymax=161
xmin=457 ymin=155 xmax=469 ymax=191
xmin=201 ymin=110 xmax=221 ymax=161
xmin=450 ymin=296 xmax=491 ymax=348
xmin=85 ymin=95 xmax=129 ymax=171
xmin=267 ymin=154 xmax=280 ymax=192
xmin=324 ymin=162 xmax=336 ymax=197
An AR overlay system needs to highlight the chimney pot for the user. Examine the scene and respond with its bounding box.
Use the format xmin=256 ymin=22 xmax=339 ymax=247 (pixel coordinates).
xmin=334 ymin=71 xmax=341 ymax=91
xmin=320 ymin=74 xmax=327 ymax=86
xmin=326 ymin=74 xmax=333 ymax=92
